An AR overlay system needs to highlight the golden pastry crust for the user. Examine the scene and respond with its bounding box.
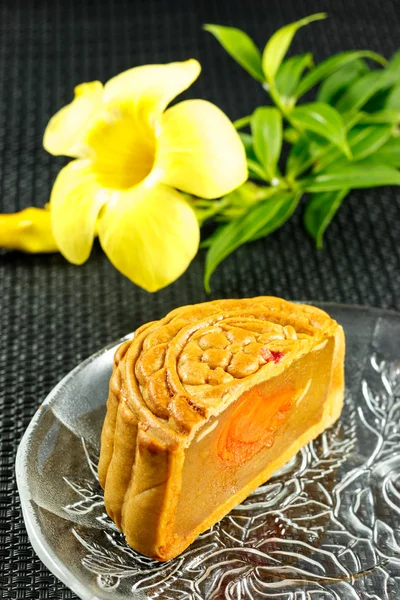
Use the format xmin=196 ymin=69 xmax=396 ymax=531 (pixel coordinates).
xmin=98 ymin=297 xmax=345 ymax=560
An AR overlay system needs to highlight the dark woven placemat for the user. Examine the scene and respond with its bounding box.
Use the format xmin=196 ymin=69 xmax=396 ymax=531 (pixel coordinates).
xmin=0 ymin=0 xmax=399 ymax=597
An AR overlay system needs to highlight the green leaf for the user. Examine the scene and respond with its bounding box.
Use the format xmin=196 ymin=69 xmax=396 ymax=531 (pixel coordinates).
xmin=336 ymin=69 xmax=398 ymax=113
xmin=275 ymin=53 xmax=313 ymax=103
xmin=238 ymin=133 xmax=270 ymax=181
xmin=246 ymin=158 xmax=269 ymax=181
xmin=374 ymin=137 xmax=400 ymax=167
xmin=304 ymin=189 xmax=349 ymax=248
xmin=317 ymin=59 xmax=369 ymax=105
xmin=342 ymin=111 xmax=365 ymax=130
xmin=300 ymin=163 xmax=400 ymax=192
xmin=314 ymin=125 xmax=393 ymax=172
xmin=346 ymin=125 xmax=393 ymax=160
xmin=286 ymin=131 xmax=327 ymax=178
xmin=286 ymin=121 xmax=388 ymax=178
xmin=359 ymin=137 xmax=400 ymax=168
xmin=204 ymin=192 xmax=299 ymax=291
xmin=204 ymin=24 xmax=264 ymax=82
xmin=357 ymin=109 xmax=400 ymax=124
xmin=387 ymin=49 xmax=400 ymax=73
xmin=248 ymin=192 xmax=301 ymax=241
xmin=385 ymin=84 xmax=400 ymax=110
xmin=261 ymin=13 xmax=326 ymax=81
xmin=251 ymin=107 xmax=282 ymax=180
xmin=286 ymin=134 xmax=313 ymax=177
xmin=296 ymin=51 xmax=386 ymax=99
xmin=289 ymin=102 xmax=350 ymax=157
xmin=360 ymin=55 xmax=400 ymax=112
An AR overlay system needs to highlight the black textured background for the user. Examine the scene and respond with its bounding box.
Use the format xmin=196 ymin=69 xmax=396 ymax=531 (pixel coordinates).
xmin=0 ymin=0 xmax=399 ymax=597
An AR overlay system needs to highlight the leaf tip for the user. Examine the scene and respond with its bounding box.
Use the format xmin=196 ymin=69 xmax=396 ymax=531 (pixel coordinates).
xmin=203 ymin=274 xmax=212 ymax=294
xmin=311 ymin=12 xmax=328 ymax=21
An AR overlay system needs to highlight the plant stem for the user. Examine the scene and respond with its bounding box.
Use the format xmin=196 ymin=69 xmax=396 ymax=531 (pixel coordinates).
xmin=233 ymin=115 xmax=252 ymax=130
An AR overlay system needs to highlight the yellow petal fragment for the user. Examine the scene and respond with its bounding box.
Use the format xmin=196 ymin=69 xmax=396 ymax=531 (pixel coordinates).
xmin=50 ymin=160 xmax=108 ymax=263
xmin=156 ymin=99 xmax=248 ymax=199
xmin=103 ymin=60 xmax=201 ymax=126
xmin=43 ymin=81 xmax=103 ymax=157
xmin=0 ymin=207 xmax=58 ymax=253
xmin=98 ymin=183 xmax=200 ymax=292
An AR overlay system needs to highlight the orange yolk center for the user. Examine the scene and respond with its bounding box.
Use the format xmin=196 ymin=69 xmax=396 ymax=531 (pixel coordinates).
xmin=217 ymin=387 xmax=294 ymax=465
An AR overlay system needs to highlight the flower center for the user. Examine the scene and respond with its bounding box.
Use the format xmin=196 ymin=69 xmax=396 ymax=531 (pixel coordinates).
xmin=87 ymin=112 xmax=156 ymax=189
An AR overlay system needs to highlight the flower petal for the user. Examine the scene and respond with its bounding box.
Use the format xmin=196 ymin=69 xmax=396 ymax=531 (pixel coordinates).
xmin=98 ymin=183 xmax=199 ymax=292
xmin=50 ymin=160 xmax=108 ymax=263
xmin=85 ymin=109 xmax=156 ymax=190
xmin=155 ymin=99 xmax=248 ymax=199
xmin=103 ymin=60 xmax=201 ymax=125
xmin=44 ymin=82 xmax=103 ymax=157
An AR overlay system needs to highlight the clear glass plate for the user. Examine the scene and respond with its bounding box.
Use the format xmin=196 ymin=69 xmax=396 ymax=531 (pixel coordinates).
xmin=16 ymin=303 xmax=400 ymax=600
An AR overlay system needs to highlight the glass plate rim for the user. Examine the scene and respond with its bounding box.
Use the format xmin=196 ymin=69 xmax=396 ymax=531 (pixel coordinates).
xmin=15 ymin=301 xmax=400 ymax=600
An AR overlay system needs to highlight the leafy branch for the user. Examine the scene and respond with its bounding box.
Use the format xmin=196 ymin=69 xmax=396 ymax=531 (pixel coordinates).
xmin=198 ymin=13 xmax=400 ymax=290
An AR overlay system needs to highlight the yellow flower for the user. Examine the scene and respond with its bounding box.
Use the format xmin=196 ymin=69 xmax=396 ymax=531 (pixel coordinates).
xmin=44 ymin=60 xmax=247 ymax=291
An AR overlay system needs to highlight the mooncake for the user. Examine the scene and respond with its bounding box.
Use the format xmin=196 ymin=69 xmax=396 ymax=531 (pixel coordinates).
xmin=98 ymin=297 xmax=345 ymax=561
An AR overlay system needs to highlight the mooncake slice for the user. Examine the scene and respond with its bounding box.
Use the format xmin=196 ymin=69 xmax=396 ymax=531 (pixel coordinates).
xmin=98 ymin=297 xmax=345 ymax=561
